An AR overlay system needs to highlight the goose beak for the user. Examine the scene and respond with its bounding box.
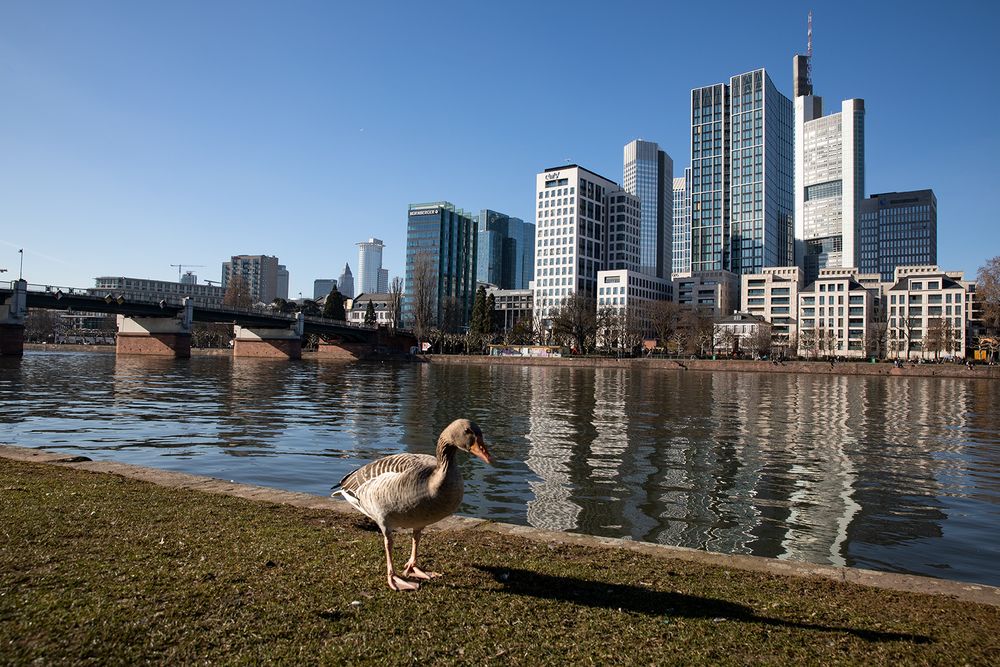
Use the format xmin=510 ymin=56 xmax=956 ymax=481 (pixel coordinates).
xmin=470 ymin=437 xmax=494 ymax=465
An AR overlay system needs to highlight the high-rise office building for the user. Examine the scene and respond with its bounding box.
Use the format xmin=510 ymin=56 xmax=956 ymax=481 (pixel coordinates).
xmin=221 ymin=254 xmax=280 ymax=304
xmin=475 ymin=210 xmax=535 ymax=290
xmin=690 ymin=68 xmax=793 ymax=276
xmin=858 ymin=190 xmax=937 ymax=282
xmin=671 ymin=168 xmax=692 ymax=277
xmin=623 ymin=139 xmax=673 ymax=278
xmin=313 ymin=278 xmax=337 ymax=300
xmin=276 ymin=264 xmax=289 ymax=300
xmin=793 ymin=54 xmax=865 ymax=284
xmin=338 ymin=263 xmax=354 ymax=299
xmin=357 ymin=238 xmax=389 ymax=294
xmin=403 ymin=202 xmax=477 ymax=330
xmin=533 ymin=164 xmax=638 ymax=328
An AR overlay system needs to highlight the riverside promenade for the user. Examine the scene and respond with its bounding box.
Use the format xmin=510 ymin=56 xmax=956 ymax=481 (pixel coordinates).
xmin=425 ymin=353 xmax=1000 ymax=380
xmin=1 ymin=445 xmax=998 ymax=664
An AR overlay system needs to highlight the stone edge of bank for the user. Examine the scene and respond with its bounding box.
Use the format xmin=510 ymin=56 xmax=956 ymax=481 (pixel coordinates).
xmin=2 ymin=444 xmax=998 ymax=608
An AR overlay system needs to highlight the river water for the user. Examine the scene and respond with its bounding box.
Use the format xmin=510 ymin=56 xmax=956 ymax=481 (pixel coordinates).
xmin=2 ymin=351 xmax=999 ymax=587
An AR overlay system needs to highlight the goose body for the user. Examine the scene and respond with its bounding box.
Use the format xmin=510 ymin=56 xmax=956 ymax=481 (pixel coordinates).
xmin=332 ymin=419 xmax=493 ymax=591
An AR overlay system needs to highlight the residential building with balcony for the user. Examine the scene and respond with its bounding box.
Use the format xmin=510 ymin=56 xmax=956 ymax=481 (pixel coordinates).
xmin=672 ymin=270 xmax=740 ymax=318
xmin=796 ymin=267 xmax=878 ymax=358
xmin=741 ymin=266 xmax=804 ymax=353
xmin=883 ymin=265 xmax=973 ymax=360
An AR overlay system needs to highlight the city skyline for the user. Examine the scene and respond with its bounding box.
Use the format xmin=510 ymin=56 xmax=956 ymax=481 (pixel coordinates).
xmin=1 ymin=1 xmax=997 ymax=298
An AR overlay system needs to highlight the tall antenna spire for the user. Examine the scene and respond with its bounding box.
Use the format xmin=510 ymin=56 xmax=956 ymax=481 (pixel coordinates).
xmin=806 ymin=11 xmax=813 ymax=88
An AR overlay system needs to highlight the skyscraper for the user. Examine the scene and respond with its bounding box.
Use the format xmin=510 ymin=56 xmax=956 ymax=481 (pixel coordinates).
xmin=276 ymin=264 xmax=289 ymax=300
xmin=533 ymin=164 xmax=639 ymax=329
xmin=313 ymin=278 xmax=337 ymax=300
xmin=793 ymin=54 xmax=865 ymax=284
xmin=357 ymin=238 xmax=389 ymax=294
xmin=858 ymin=190 xmax=937 ymax=282
xmin=690 ymin=69 xmax=793 ymax=276
xmin=623 ymin=139 xmax=673 ymax=279
xmin=671 ymin=168 xmax=691 ymax=277
xmin=476 ymin=209 xmax=535 ymax=290
xmin=338 ymin=263 xmax=354 ymax=299
xmin=403 ymin=202 xmax=477 ymax=330
xmin=221 ymin=254 xmax=280 ymax=304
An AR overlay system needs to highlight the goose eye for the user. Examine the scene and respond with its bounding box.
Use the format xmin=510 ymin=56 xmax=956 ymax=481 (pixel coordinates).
xmin=464 ymin=428 xmax=472 ymax=435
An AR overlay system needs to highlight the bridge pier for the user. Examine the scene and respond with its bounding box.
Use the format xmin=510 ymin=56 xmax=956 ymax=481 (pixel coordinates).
xmin=233 ymin=313 xmax=304 ymax=360
xmin=116 ymin=298 xmax=193 ymax=358
xmin=0 ymin=280 xmax=27 ymax=357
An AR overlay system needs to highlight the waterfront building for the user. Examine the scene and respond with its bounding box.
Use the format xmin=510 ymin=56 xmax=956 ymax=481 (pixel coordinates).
xmin=338 ymin=263 xmax=354 ymax=300
xmin=485 ymin=286 xmax=533 ymax=333
xmin=713 ymin=312 xmax=771 ymax=356
xmin=596 ymin=269 xmax=673 ymax=342
xmin=793 ymin=54 xmax=866 ymax=284
xmin=671 ymin=168 xmax=691 ymax=278
xmin=690 ymin=68 xmax=794 ymax=276
xmin=603 ymin=189 xmax=642 ymax=272
xmin=313 ymin=278 xmax=337 ymax=300
xmin=347 ymin=292 xmax=394 ymax=326
xmin=623 ymin=139 xmax=673 ymax=278
xmin=858 ymin=190 xmax=937 ymax=282
xmin=276 ymin=265 xmax=289 ymax=300
xmin=883 ymin=265 xmax=973 ymax=360
xmin=221 ymin=255 xmax=281 ymax=304
xmin=533 ymin=164 xmax=621 ymax=329
xmin=796 ymin=267 xmax=878 ymax=359
xmin=93 ymin=276 xmax=227 ymax=308
xmin=672 ymin=270 xmax=740 ymax=318
xmin=476 ymin=210 xmax=535 ymax=290
xmin=741 ymin=266 xmax=804 ymax=353
xmin=404 ymin=202 xmax=477 ymax=330
xmin=357 ymin=238 xmax=389 ymax=294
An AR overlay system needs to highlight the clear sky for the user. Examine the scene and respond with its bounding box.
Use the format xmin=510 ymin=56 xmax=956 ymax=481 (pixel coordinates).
xmin=1 ymin=0 xmax=997 ymax=297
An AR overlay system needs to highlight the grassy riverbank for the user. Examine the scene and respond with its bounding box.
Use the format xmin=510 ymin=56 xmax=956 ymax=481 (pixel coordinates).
xmin=2 ymin=457 xmax=998 ymax=665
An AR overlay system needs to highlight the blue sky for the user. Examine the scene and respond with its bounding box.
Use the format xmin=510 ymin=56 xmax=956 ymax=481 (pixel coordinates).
xmin=1 ymin=0 xmax=997 ymax=297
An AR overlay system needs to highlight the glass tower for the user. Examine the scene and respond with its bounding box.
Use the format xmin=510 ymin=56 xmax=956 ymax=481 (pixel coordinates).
xmin=672 ymin=167 xmax=692 ymax=276
xmin=404 ymin=202 xmax=477 ymax=330
xmin=475 ymin=210 xmax=534 ymax=290
xmin=623 ymin=140 xmax=673 ymax=278
xmin=858 ymin=190 xmax=937 ymax=282
xmin=690 ymin=69 xmax=793 ymax=275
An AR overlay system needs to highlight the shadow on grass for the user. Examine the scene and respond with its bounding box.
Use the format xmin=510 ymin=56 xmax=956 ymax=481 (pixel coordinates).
xmin=473 ymin=565 xmax=931 ymax=645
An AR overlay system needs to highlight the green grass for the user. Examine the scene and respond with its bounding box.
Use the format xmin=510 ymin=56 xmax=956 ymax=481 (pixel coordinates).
xmin=1 ymin=458 xmax=998 ymax=665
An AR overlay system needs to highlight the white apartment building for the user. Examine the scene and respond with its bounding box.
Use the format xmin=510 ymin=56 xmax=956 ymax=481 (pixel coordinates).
xmin=713 ymin=312 xmax=771 ymax=356
xmin=796 ymin=267 xmax=878 ymax=358
xmin=883 ymin=265 xmax=972 ymax=360
xmin=793 ymin=53 xmax=865 ymax=285
xmin=347 ymin=292 xmax=394 ymax=326
xmin=533 ymin=164 xmax=622 ymax=328
xmin=741 ymin=266 xmax=804 ymax=352
xmin=672 ymin=270 xmax=740 ymax=318
xmin=596 ymin=269 xmax=673 ymax=342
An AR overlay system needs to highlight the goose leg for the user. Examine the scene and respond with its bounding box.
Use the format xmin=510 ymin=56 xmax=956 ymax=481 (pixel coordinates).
xmin=403 ymin=529 xmax=441 ymax=580
xmin=383 ymin=531 xmax=419 ymax=591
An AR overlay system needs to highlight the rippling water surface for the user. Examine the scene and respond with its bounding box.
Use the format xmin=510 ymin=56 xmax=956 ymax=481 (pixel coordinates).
xmin=3 ymin=352 xmax=999 ymax=586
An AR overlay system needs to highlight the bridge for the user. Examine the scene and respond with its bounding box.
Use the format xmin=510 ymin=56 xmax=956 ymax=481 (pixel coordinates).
xmin=0 ymin=280 xmax=415 ymax=360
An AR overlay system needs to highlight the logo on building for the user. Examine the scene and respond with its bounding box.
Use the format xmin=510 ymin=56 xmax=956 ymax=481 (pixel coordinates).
xmin=409 ymin=208 xmax=440 ymax=217
xmin=544 ymin=171 xmax=561 ymax=181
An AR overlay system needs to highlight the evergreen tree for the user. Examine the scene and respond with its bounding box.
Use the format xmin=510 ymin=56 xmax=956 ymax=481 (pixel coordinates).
xmin=470 ymin=285 xmax=488 ymax=335
xmin=323 ymin=287 xmax=346 ymax=321
xmin=484 ymin=293 xmax=496 ymax=335
xmin=364 ymin=299 xmax=377 ymax=326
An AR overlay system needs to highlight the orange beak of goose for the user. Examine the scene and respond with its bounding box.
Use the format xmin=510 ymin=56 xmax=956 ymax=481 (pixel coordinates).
xmin=470 ymin=437 xmax=494 ymax=465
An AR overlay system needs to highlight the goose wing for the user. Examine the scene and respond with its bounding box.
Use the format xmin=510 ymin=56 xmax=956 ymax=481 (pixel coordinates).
xmin=335 ymin=453 xmax=436 ymax=494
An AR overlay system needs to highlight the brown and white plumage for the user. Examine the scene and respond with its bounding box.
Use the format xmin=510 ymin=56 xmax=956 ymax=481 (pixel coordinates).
xmin=332 ymin=418 xmax=493 ymax=591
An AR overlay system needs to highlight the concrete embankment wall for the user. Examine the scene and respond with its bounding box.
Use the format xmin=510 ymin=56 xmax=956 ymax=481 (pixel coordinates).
xmin=426 ymin=354 xmax=1000 ymax=380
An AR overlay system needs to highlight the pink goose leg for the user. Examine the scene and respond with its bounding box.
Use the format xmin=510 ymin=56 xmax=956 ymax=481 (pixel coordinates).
xmin=403 ymin=529 xmax=441 ymax=581
xmin=383 ymin=531 xmax=419 ymax=591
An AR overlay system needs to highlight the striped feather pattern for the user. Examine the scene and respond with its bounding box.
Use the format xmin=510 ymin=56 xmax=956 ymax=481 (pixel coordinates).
xmin=336 ymin=453 xmax=437 ymax=494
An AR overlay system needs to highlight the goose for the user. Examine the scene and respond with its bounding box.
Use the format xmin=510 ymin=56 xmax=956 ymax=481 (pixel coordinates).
xmin=332 ymin=418 xmax=493 ymax=591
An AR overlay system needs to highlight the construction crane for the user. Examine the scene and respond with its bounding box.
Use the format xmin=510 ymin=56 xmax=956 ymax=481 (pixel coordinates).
xmin=170 ymin=264 xmax=205 ymax=281
xmin=204 ymin=279 xmax=221 ymax=286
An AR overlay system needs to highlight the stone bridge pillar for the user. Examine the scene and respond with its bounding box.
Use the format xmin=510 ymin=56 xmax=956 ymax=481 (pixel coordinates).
xmin=233 ymin=312 xmax=303 ymax=360
xmin=0 ymin=279 xmax=27 ymax=357
xmin=116 ymin=298 xmax=193 ymax=358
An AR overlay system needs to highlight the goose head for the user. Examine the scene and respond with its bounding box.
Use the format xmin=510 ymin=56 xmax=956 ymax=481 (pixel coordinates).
xmin=441 ymin=418 xmax=493 ymax=465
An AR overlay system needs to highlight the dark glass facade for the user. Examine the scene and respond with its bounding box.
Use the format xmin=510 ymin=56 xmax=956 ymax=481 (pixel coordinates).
xmin=476 ymin=210 xmax=534 ymax=290
xmin=623 ymin=140 xmax=673 ymax=278
xmin=858 ymin=190 xmax=937 ymax=282
xmin=403 ymin=202 xmax=477 ymax=330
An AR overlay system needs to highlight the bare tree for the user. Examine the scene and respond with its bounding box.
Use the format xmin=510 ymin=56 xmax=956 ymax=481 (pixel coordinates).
xmin=440 ymin=296 xmax=462 ymax=334
xmin=925 ymin=318 xmax=945 ymax=360
xmin=714 ymin=327 xmax=737 ymax=356
xmin=550 ymin=292 xmax=596 ymax=354
xmin=388 ymin=275 xmax=403 ymax=331
xmin=978 ymin=256 xmax=1000 ymax=336
xmin=223 ymin=275 xmax=252 ymax=310
xmin=750 ymin=324 xmax=773 ymax=359
xmin=24 ymin=308 xmax=56 ymax=343
xmin=410 ymin=253 xmax=437 ymax=345
xmin=648 ymin=300 xmax=681 ymax=351
xmin=596 ymin=306 xmax=620 ymax=352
